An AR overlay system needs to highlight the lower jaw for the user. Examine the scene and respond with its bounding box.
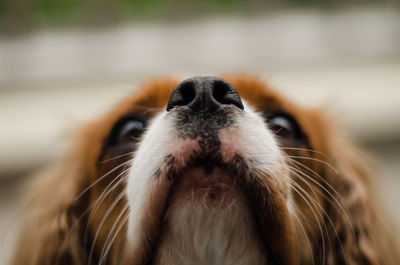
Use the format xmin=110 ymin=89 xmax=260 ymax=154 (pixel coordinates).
xmin=155 ymin=185 xmax=267 ymax=265
xmin=171 ymin=184 xmax=238 ymax=209
xmin=170 ymin=166 xmax=239 ymax=207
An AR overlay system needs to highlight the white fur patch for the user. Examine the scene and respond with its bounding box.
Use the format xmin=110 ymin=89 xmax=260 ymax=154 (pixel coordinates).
xmin=155 ymin=192 xmax=266 ymax=265
xmin=126 ymin=112 xmax=181 ymax=252
xmin=126 ymin=100 xmax=291 ymax=264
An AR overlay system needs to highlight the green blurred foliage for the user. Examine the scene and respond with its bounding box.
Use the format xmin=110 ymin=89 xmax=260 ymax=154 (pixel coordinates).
xmin=0 ymin=0 xmax=397 ymax=35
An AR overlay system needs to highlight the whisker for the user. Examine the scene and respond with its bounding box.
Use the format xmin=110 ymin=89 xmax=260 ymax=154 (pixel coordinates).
xmin=289 ymin=182 xmax=326 ymax=265
xmin=76 ymin=159 xmax=132 ymax=200
xmin=288 ymin=158 xmax=356 ymax=244
xmin=99 ymin=152 xmax=135 ymax=164
xmin=290 ymin=206 xmax=315 ymax=265
xmin=289 ymin=167 xmax=347 ymax=262
xmin=98 ymin=206 xmax=130 ymax=265
xmin=81 ymin=167 xmax=130 ymax=251
xmin=83 ymin=170 xmax=129 ymax=251
xmin=280 ymin=147 xmax=328 ymax=157
xmin=88 ymin=189 xmax=127 ymax=265
xmin=287 ymin=155 xmax=338 ymax=174
xmin=290 ymin=162 xmax=352 ymax=260
xmin=63 ymin=164 xmax=131 ymax=248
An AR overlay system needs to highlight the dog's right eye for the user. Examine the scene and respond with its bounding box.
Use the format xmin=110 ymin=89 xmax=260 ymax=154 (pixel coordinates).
xmin=107 ymin=115 xmax=146 ymax=147
xmin=266 ymin=112 xmax=304 ymax=144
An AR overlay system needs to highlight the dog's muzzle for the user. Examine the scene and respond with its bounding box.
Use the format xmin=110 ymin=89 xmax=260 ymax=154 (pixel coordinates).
xmin=165 ymin=76 xmax=245 ymax=143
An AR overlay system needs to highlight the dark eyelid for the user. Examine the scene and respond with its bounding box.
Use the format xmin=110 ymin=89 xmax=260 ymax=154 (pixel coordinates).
xmin=107 ymin=113 xmax=147 ymax=146
xmin=265 ymin=111 xmax=304 ymax=141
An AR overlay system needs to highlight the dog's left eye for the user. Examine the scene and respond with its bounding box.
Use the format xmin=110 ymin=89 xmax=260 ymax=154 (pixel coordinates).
xmin=108 ymin=115 xmax=146 ymax=146
xmin=266 ymin=113 xmax=302 ymax=141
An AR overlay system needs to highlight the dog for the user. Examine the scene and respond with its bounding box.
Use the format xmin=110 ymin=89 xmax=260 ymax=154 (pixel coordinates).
xmin=12 ymin=76 xmax=399 ymax=265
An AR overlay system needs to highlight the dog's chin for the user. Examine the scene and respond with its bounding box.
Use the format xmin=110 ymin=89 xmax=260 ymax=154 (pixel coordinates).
xmin=170 ymin=167 xmax=239 ymax=208
xmin=157 ymin=167 xmax=267 ymax=265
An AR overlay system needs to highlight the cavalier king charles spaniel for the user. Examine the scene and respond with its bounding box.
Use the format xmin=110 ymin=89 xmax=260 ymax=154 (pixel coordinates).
xmin=12 ymin=76 xmax=399 ymax=265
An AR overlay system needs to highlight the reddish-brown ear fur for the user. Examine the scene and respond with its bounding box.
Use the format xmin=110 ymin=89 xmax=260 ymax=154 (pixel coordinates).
xmin=12 ymin=161 xmax=88 ymax=265
xmin=329 ymin=141 xmax=400 ymax=265
xmin=321 ymin=139 xmax=400 ymax=265
xmin=11 ymin=109 xmax=113 ymax=265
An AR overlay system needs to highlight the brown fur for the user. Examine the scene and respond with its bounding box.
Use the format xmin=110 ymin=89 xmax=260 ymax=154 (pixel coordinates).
xmin=12 ymin=76 xmax=399 ymax=265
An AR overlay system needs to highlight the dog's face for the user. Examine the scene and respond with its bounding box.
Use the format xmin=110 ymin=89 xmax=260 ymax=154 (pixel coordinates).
xmin=13 ymin=76 xmax=399 ymax=265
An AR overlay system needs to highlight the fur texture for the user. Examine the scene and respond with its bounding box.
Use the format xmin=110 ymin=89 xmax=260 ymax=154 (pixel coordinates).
xmin=12 ymin=76 xmax=399 ymax=265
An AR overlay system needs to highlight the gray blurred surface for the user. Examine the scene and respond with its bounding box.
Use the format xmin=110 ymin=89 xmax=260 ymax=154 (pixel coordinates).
xmin=1 ymin=8 xmax=399 ymax=87
xmin=1 ymin=8 xmax=400 ymax=265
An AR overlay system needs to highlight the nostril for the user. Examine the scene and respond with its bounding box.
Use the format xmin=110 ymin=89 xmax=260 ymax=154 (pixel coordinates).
xmin=167 ymin=81 xmax=196 ymax=111
xmin=212 ymin=80 xmax=244 ymax=110
xmin=212 ymin=80 xmax=229 ymax=105
xmin=180 ymin=82 xmax=196 ymax=106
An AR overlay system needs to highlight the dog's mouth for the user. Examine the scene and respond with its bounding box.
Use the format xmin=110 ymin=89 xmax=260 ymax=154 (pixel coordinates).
xmin=168 ymin=162 xmax=243 ymax=212
xmin=164 ymin=152 xmax=250 ymax=207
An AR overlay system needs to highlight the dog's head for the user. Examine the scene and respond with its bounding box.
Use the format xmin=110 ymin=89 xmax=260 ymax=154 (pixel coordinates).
xmin=13 ymin=76 xmax=399 ymax=265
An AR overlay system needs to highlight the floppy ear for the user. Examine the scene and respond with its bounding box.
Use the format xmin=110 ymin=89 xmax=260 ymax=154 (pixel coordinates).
xmin=12 ymin=157 xmax=91 ymax=265
xmin=322 ymin=140 xmax=399 ymax=265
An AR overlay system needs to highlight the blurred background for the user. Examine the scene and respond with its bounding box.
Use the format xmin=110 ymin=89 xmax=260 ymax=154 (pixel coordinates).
xmin=1 ymin=0 xmax=399 ymax=263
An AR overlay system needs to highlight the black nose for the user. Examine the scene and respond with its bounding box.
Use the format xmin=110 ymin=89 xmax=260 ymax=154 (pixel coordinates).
xmin=166 ymin=77 xmax=244 ymax=113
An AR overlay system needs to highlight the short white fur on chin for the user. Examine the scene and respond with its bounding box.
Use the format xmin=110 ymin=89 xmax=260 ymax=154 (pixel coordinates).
xmin=155 ymin=189 xmax=266 ymax=265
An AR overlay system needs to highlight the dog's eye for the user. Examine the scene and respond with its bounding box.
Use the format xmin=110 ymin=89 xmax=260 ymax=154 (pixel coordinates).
xmin=267 ymin=114 xmax=302 ymax=140
xmin=108 ymin=115 xmax=146 ymax=146
xmin=118 ymin=120 xmax=145 ymax=143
